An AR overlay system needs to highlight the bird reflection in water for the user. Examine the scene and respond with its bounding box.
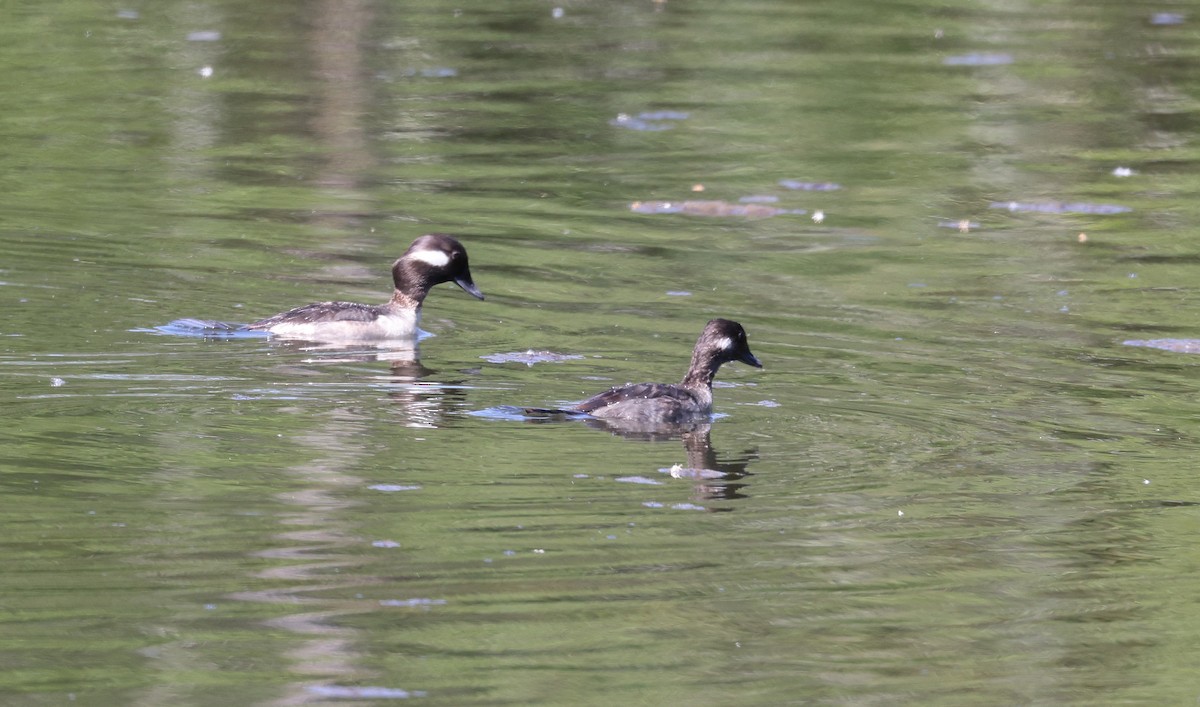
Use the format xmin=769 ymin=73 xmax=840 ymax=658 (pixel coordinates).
xmin=280 ymin=340 xmax=474 ymax=429
xmin=530 ymin=414 xmax=758 ymax=509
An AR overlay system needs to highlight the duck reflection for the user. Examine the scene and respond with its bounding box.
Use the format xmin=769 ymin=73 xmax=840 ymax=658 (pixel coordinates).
xmin=532 ymin=414 xmax=758 ymax=508
xmin=273 ymin=340 xmax=475 ymax=429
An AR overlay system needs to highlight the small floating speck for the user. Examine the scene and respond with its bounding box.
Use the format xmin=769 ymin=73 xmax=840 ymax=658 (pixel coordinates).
xmin=660 ymin=465 xmax=728 ymax=480
xmin=1143 ymin=478 xmax=1151 ymax=485
xmin=186 ymin=30 xmax=221 ymax=42
xmin=942 ymin=52 xmax=1014 ymax=66
xmin=379 ymin=598 xmax=446 ymax=607
xmin=198 ymin=65 xmax=213 ymax=78
xmin=405 ymin=67 xmax=457 ymax=78
xmin=1123 ymin=339 xmax=1200 ymax=353
xmin=989 ymin=201 xmax=1131 ymax=215
xmin=630 ymin=200 xmax=805 ymax=218
xmin=551 ymin=6 xmax=564 ymax=18
xmin=1111 ymin=166 xmax=1136 ymax=177
xmin=1150 ymin=12 xmax=1185 ymax=25
xmin=307 ymin=685 xmax=427 ymax=699
xmin=812 ymin=209 xmax=825 ymax=224
xmin=616 ymin=476 xmax=664 ymax=485
xmin=937 ymin=219 xmax=978 ymax=232
xmin=50 ymin=377 xmax=66 ymax=387
xmin=609 ymin=111 xmax=689 ymax=131
xmin=778 ymin=179 xmax=840 ymax=191
xmin=638 ymin=110 xmax=689 ymax=121
xmin=898 ymin=510 xmax=905 ymax=517
xmin=369 ymin=484 xmax=421 ymax=492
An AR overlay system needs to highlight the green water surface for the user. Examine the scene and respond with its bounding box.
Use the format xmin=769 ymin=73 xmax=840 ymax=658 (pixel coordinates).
xmin=3 ymin=0 xmax=1200 ymax=704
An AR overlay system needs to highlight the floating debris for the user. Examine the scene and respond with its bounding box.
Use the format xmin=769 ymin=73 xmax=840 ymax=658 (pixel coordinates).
xmin=942 ymin=52 xmax=1014 ymax=66
xmin=937 ymin=219 xmax=979 ymax=232
xmin=660 ymin=465 xmax=728 ymax=480
xmin=307 ymin=686 xmax=427 ymax=700
xmin=630 ymin=200 xmax=806 ymax=218
xmin=368 ymin=484 xmax=421 ymax=492
xmin=989 ymin=201 xmax=1132 ymax=215
xmin=812 ymin=209 xmax=825 ymax=224
xmin=1112 ymin=166 xmax=1136 ymax=177
xmin=609 ymin=111 xmax=690 ymax=131
xmin=379 ymin=598 xmax=447 ymax=607
xmin=400 ymin=67 xmax=458 ymax=78
xmin=778 ymin=179 xmax=840 ymax=191
xmin=50 ymin=377 xmax=66 ymax=387
xmin=480 ymin=350 xmax=584 ymax=366
xmin=1123 ymin=339 xmax=1200 ymax=353
xmin=1150 ymin=12 xmax=1186 ymax=25
xmin=186 ymin=30 xmax=221 ymax=42
xmin=638 ymin=110 xmax=689 ymax=121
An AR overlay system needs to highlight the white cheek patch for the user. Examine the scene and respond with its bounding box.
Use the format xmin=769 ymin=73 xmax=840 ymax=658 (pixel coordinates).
xmin=408 ymin=248 xmax=452 ymax=268
xmin=716 ymin=337 xmax=733 ymax=350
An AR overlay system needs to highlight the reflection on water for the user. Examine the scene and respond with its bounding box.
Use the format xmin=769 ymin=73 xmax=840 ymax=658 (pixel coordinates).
xmin=503 ymin=410 xmax=759 ymax=510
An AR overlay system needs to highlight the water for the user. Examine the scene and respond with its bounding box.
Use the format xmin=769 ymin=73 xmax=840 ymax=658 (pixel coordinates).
xmin=3 ymin=0 xmax=1200 ymax=703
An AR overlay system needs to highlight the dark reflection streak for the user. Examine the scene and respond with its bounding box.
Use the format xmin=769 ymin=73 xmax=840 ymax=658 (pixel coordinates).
xmin=230 ymin=410 xmax=380 ymax=707
xmin=234 ymin=2 xmax=388 ymax=705
xmin=309 ymin=0 xmax=373 ymax=195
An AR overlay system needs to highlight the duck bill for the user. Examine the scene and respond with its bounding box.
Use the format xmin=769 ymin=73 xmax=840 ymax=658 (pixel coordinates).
xmin=740 ymin=351 xmax=763 ymax=368
xmin=455 ymin=273 xmax=485 ymax=300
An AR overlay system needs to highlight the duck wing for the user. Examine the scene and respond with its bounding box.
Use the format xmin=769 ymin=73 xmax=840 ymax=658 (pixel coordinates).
xmin=572 ymin=382 xmax=685 ymax=414
xmin=246 ymin=301 xmax=379 ymax=329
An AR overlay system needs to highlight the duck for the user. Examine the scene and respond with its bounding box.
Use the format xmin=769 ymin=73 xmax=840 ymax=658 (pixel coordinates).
xmin=527 ymin=319 xmax=761 ymax=424
xmin=244 ymin=233 xmax=483 ymax=343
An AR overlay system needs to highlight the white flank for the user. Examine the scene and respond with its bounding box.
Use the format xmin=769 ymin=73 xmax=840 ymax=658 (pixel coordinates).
xmin=268 ymin=311 xmax=419 ymax=342
xmin=408 ymin=248 xmax=451 ymax=267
